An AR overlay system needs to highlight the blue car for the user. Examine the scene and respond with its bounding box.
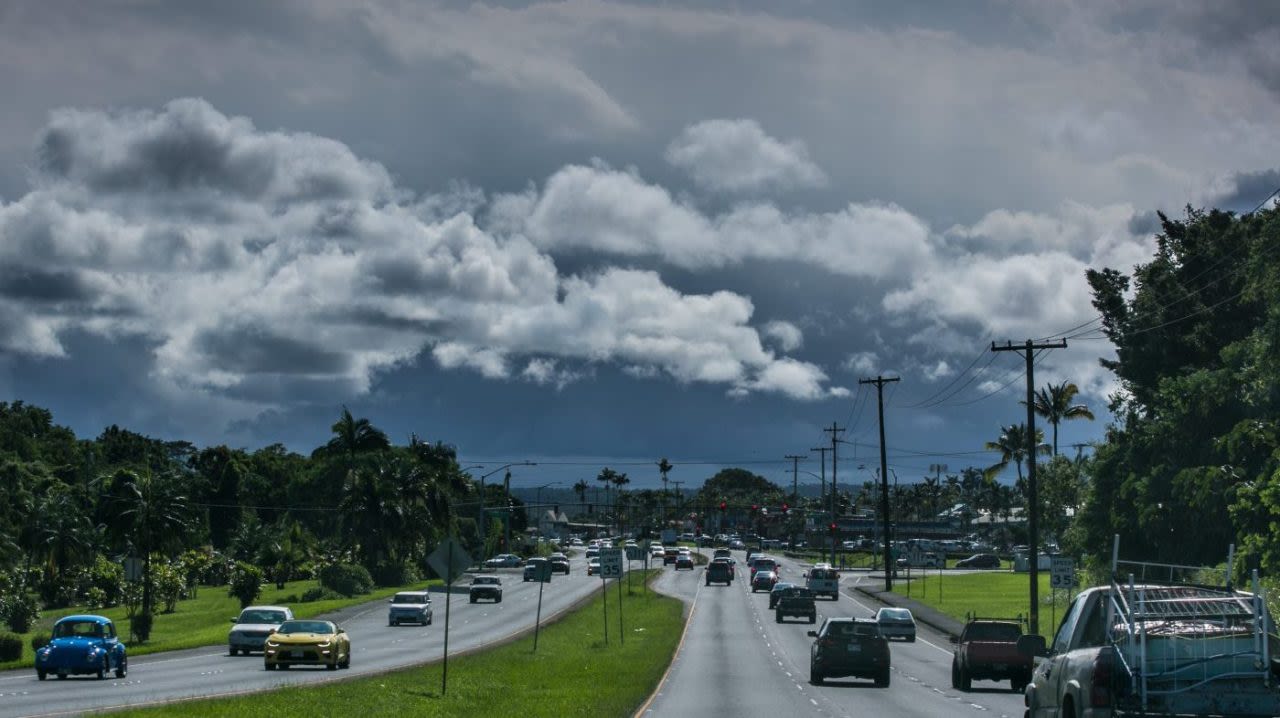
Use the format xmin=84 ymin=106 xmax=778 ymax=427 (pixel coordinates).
xmin=35 ymin=615 xmax=128 ymax=681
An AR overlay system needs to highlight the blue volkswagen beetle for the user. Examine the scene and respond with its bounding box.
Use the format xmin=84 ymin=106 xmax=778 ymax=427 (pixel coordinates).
xmin=34 ymin=615 xmax=128 ymax=681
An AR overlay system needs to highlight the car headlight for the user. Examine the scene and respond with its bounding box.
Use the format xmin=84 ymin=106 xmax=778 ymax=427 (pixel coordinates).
xmin=316 ymin=640 xmax=331 ymax=648
xmin=265 ymin=640 xmax=279 ymax=648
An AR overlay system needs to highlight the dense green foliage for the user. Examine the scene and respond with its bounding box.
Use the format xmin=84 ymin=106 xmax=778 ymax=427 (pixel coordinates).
xmin=1078 ymin=205 xmax=1280 ymax=574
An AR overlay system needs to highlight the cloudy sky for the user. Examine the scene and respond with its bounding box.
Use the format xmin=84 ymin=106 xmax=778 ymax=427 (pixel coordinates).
xmin=1 ymin=0 xmax=1276 ymax=491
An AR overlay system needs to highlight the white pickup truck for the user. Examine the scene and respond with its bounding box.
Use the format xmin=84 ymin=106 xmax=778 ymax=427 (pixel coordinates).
xmin=1022 ymin=540 xmax=1280 ymax=718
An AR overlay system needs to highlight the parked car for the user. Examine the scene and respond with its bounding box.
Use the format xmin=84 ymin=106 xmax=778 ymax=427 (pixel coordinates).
xmin=387 ymin=591 xmax=433 ymax=626
xmin=776 ymin=586 xmax=817 ymax=624
xmin=469 ymin=575 xmax=503 ymax=603
xmin=484 ymin=553 xmax=523 ymax=569
xmin=706 ymin=560 xmax=734 ymax=585
xmin=768 ymin=581 xmax=796 ymax=608
xmin=950 ymin=619 xmax=1030 ymax=691
xmin=675 ymin=553 xmax=694 ymax=570
xmin=751 ymin=569 xmax=778 ymax=592
xmin=35 ymin=615 xmax=127 ymax=681
xmin=263 ymin=619 xmax=351 ymax=671
xmin=809 ymin=617 xmax=890 ymax=687
xmin=955 ymin=553 xmax=1001 ymax=569
xmin=523 ymin=557 xmax=551 ymax=582
xmin=896 ymin=551 xmax=945 ymax=569
xmin=549 ymin=553 xmax=571 ymax=574
xmin=228 ymin=605 xmax=294 ymax=655
xmin=875 ymin=607 xmax=916 ymax=642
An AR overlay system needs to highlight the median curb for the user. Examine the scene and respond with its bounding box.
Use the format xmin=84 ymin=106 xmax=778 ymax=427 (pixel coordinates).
xmin=850 ymin=582 xmax=965 ymax=639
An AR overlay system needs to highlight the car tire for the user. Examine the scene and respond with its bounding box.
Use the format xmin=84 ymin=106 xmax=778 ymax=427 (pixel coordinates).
xmin=427 ymin=615 xmax=433 ymax=626
xmin=390 ymin=619 xmax=397 ymax=626
xmin=809 ymin=614 xmax=816 ymax=624
xmin=229 ymin=647 xmax=238 ymax=656
xmin=775 ymin=611 xmax=782 ymax=623
xmin=908 ymin=635 xmax=916 ymax=643
xmin=470 ymin=597 xmax=476 ymax=604
xmin=497 ymin=596 xmax=502 ymax=603
xmin=875 ymin=670 xmax=891 ymax=688
xmin=960 ymin=665 xmax=972 ymax=691
xmin=37 ymin=670 xmax=46 ymax=681
xmin=327 ymin=661 xmax=338 ymax=671
xmin=951 ymin=661 xmax=960 ymax=689
xmin=115 ymin=655 xmax=127 ymax=679
xmin=97 ymin=655 xmax=108 ymax=680
xmin=56 ymin=673 xmax=67 ymax=680
xmin=810 ymin=666 xmax=824 ymax=685
xmin=265 ymin=662 xmax=275 ymax=671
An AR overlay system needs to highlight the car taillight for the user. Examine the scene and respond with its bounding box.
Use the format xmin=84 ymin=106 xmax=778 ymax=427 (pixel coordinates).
xmin=1090 ymin=647 xmax=1113 ymax=707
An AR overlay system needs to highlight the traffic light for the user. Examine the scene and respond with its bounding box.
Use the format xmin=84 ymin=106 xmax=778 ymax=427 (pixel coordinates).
xmin=751 ymin=504 xmax=759 ymax=513
xmin=782 ymin=503 xmax=790 ymax=513
xmin=828 ymin=522 xmax=837 ymax=535
xmin=719 ymin=501 xmax=727 ymax=511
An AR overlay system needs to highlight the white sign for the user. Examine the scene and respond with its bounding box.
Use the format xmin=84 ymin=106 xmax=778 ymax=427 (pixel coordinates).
xmin=625 ymin=546 xmax=645 ymax=561
xmin=1050 ymin=557 xmax=1076 ymax=589
xmin=600 ymin=548 xmax=623 ymax=578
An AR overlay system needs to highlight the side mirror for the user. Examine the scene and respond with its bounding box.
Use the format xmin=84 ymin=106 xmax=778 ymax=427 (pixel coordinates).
xmin=1016 ymin=634 xmax=1048 ymax=658
xmin=230 ymin=617 xmax=238 ymax=623
xmin=806 ymin=630 xmax=818 ymax=638
xmin=388 ymin=598 xmax=394 ymax=603
xmin=948 ymin=635 xmax=958 ymax=644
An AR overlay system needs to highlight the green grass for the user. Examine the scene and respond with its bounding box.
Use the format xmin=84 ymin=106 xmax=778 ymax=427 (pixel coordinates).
xmin=1 ymin=579 xmax=433 ymax=670
xmin=891 ymin=572 xmax=1075 ymax=639
xmin=113 ymin=570 xmax=684 ymax=718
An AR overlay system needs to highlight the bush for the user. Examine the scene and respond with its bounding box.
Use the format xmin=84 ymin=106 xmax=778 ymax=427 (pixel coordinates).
xmin=300 ymin=586 xmax=340 ymax=603
xmin=279 ymin=593 xmax=300 ymax=604
xmin=227 ymin=562 xmax=264 ymax=609
xmin=318 ymin=563 xmax=373 ymax=597
xmin=152 ymin=562 xmax=187 ymax=614
xmin=0 ymin=633 xmax=21 ymax=662
xmin=372 ymin=559 xmax=420 ymax=587
xmin=86 ymin=554 xmax=125 ymax=607
xmin=130 ymin=612 xmax=153 ymax=643
xmin=30 ymin=634 xmax=48 ymax=652
xmin=0 ymin=592 xmax=40 ymax=633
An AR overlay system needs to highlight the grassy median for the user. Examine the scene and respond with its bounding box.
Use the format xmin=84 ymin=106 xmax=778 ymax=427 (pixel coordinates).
xmin=0 ymin=579 xmax=430 ymax=670
xmin=113 ymin=570 xmax=684 ymax=718
xmin=892 ymin=571 xmax=1066 ymax=638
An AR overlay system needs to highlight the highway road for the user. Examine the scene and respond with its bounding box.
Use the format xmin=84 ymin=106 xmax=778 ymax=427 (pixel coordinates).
xmin=0 ymin=554 xmax=606 ymax=718
xmin=643 ymin=551 xmax=1027 ymax=718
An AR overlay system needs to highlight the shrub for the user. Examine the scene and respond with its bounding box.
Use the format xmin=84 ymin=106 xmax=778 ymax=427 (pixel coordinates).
xmin=84 ymin=586 xmax=108 ymax=610
xmin=152 ymin=562 xmax=186 ymax=614
xmin=279 ymin=594 xmax=300 ymax=604
xmin=318 ymin=563 xmax=373 ymax=597
xmin=227 ymin=561 xmax=264 ymax=609
xmin=30 ymin=634 xmax=48 ymax=652
xmin=0 ymin=633 xmax=21 ymax=662
xmin=372 ymin=559 xmax=420 ymax=587
xmin=0 ymin=592 xmax=40 ymax=633
xmin=300 ymin=586 xmax=340 ymax=603
xmin=130 ymin=612 xmax=153 ymax=643
xmin=86 ymin=554 xmax=125 ymax=607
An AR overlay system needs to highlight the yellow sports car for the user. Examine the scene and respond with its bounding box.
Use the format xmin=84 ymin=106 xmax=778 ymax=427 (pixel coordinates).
xmin=263 ymin=619 xmax=351 ymax=671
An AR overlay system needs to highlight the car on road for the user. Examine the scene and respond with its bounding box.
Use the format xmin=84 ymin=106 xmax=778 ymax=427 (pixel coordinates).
xmin=729 ymin=539 xmax=746 ymax=550
xmin=469 ymin=575 xmax=503 ymax=603
xmin=484 ymin=553 xmax=523 ymax=569
xmin=228 ymin=605 xmax=294 ymax=655
xmin=749 ymin=556 xmax=778 ymax=580
xmin=875 ymin=607 xmax=916 ymax=642
xmin=549 ymin=552 xmax=570 ymax=574
xmin=587 ymin=558 xmax=601 ymax=576
xmin=751 ymin=569 xmax=778 ymax=592
xmin=809 ymin=617 xmax=890 ymax=687
xmin=35 ymin=615 xmax=127 ymax=681
xmin=951 ymin=619 xmax=1031 ymax=692
xmin=775 ymin=586 xmax=816 ymax=624
xmin=387 ymin=591 xmax=433 ymax=626
xmin=263 ymin=619 xmax=351 ymax=671
xmin=713 ymin=548 xmax=731 ymax=560
xmin=805 ymin=564 xmax=840 ymax=600
xmin=523 ymin=557 xmax=551 ymax=582
xmin=955 ymin=553 xmax=1001 ymax=569
xmin=768 ymin=581 xmax=796 ymax=608
xmin=675 ymin=552 xmax=694 ymax=570
xmin=897 ymin=551 xmax=945 ymax=569
xmin=650 ymin=544 xmax=665 ymax=559
xmin=663 ymin=547 xmax=679 ymax=565
xmin=706 ymin=559 xmax=734 ymax=585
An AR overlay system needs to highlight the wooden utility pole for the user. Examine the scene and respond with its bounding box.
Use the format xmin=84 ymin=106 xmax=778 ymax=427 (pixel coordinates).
xmin=991 ymin=339 xmax=1067 ymax=635
xmin=822 ymin=423 xmax=845 ymax=565
xmin=860 ymin=375 xmax=900 ymax=592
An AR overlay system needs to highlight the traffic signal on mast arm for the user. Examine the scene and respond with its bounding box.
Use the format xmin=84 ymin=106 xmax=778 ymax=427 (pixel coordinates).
xmin=719 ymin=501 xmax=727 ymax=512
xmin=828 ymin=522 xmax=837 ymax=536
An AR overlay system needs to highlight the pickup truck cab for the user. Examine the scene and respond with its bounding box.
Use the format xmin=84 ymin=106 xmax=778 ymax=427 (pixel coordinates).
xmin=951 ymin=619 xmax=1031 ymax=692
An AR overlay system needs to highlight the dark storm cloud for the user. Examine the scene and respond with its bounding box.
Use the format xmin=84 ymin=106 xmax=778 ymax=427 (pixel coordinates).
xmin=0 ymin=264 xmax=93 ymax=303
xmin=1127 ymin=210 xmax=1162 ymax=237
xmin=193 ymin=325 xmax=353 ymax=376
xmin=1215 ymin=169 xmax=1280 ymax=213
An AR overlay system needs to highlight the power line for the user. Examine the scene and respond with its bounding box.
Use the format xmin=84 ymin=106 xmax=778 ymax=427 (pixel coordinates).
xmin=905 ymin=351 xmax=1004 ymax=410
xmin=899 ymin=342 xmax=992 ymax=408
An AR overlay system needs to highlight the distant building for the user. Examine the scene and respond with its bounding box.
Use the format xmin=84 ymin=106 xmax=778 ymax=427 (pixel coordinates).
xmin=538 ymin=507 xmax=571 ymax=539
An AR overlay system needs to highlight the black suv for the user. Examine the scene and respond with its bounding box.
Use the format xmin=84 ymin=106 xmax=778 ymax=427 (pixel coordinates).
xmin=706 ymin=560 xmax=733 ymax=585
xmin=809 ymin=617 xmax=890 ymax=687
xmin=775 ymin=586 xmax=816 ymax=624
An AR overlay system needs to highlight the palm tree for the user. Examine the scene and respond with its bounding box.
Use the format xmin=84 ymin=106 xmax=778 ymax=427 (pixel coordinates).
xmin=983 ymin=423 xmax=1050 ymax=483
xmin=316 ymin=407 xmax=390 ymax=461
xmin=596 ymin=468 xmax=618 ymax=526
xmin=657 ymin=457 xmax=674 ymax=525
xmin=1025 ymin=382 xmax=1095 ymax=455
xmin=611 ymin=471 xmax=631 ymax=534
xmin=106 ymin=469 xmax=192 ymax=618
xmin=572 ymin=479 xmax=589 ymax=516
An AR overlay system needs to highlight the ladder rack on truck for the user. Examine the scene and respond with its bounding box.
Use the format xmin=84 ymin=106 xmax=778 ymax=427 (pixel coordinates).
xmin=1105 ymin=535 xmax=1277 ymax=715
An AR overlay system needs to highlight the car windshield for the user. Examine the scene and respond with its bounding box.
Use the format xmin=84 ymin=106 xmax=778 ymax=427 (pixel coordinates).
xmin=474 ymin=577 xmax=500 ymax=585
xmin=53 ymin=621 xmax=104 ymax=638
xmin=277 ymin=620 xmax=333 ymax=635
xmin=880 ymin=609 xmax=912 ymax=621
xmin=393 ymin=594 xmax=429 ymax=603
xmin=967 ymin=623 xmax=1022 ymax=641
xmin=239 ymin=609 xmax=287 ymax=623
xmin=826 ymin=622 xmax=879 ymax=637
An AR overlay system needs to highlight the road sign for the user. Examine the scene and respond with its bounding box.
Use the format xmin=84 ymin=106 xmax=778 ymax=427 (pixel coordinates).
xmin=530 ymin=559 xmax=552 ymax=582
xmin=1050 ymin=557 xmax=1076 ymax=589
xmin=600 ymin=548 xmax=623 ymax=578
xmin=625 ymin=546 xmax=645 ymax=561
xmin=123 ymin=557 xmax=143 ymax=582
xmin=428 ymin=537 xmax=473 ymax=584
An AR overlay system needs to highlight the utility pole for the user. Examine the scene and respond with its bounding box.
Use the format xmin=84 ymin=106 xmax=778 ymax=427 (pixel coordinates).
xmin=785 ymin=454 xmax=806 ymax=550
xmin=992 ymin=339 xmax=1067 ymax=636
xmin=810 ymin=445 xmax=830 ymax=505
xmin=860 ymin=375 xmax=900 ymax=592
xmin=823 ymin=422 xmax=845 ymax=565
xmin=670 ymin=481 xmax=684 ymax=519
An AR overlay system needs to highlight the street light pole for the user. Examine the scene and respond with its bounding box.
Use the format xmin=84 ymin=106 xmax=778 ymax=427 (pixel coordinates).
xmin=475 ymin=462 xmax=536 ymax=559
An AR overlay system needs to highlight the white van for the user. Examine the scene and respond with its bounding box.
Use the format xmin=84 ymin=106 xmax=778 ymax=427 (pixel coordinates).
xmin=805 ymin=564 xmax=840 ymax=600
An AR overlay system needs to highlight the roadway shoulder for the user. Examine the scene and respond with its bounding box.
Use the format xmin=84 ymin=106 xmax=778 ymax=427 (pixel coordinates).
xmin=850 ymin=583 xmax=964 ymax=639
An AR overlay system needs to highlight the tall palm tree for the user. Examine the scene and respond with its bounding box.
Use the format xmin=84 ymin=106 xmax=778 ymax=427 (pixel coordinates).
xmin=596 ymin=468 xmax=618 ymax=526
xmin=657 ymin=457 xmax=674 ymax=524
xmin=1026 ymin=382 xmax=1095 ymax=455
xmin=983 ymin=423 xmax=1050 ymax=483
xmin=106 ymin=469 xmax=192 ymax=618
xmin=317 ymin=407 xmax=390 ymax=461
xmin=611 ymin=471 xmax=631 ymax=534
xmin=572 ymin=479 xmax=589 ymax=515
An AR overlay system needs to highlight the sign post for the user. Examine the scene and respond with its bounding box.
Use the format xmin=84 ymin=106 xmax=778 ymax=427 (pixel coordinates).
xmin=601 ymin=548 xmax=624 ymax=645
xmin=532 ymin=559 xmax=552 ymax=652
xmin=1050 ymin=557 xmax=1075 ymax=631
xmin=427 ymin=537 xmax=472 ymax=697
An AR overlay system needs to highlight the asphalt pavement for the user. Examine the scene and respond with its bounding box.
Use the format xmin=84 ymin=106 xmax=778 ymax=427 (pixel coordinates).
xmin=641 ymin=551 xmax=1027 ymax=718
xmin=0 ymin=554 xmax=607 ymax=718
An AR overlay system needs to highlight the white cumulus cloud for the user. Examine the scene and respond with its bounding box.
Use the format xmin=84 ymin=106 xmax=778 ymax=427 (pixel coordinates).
xmin=665 ymin=118 xmax=827 ymax=193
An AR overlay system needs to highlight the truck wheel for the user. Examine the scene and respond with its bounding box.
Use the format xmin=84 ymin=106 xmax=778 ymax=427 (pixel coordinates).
xmin=810 ymin=664 xmax=824 ymax=685
xmin=951 ymin=661 xmax=959 ymax=689
xmin=1012 ymin=677 xmax=1027 ymax=693
xmin=875 ymin=669 xmax=890 ymax=688
xmin=37 ymin=670 xmax=46 ymax=681
xmin=775 ymin=611 xmax=783 ymax=623
xmin=959 ymin=665 xmax=972 ymax=692
xmin=809 ymin=614 xmax=816 ymax=624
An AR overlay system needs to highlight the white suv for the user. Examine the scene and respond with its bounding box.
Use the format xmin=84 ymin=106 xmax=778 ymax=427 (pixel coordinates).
xmin=228 ymin=605 xmax=293 ymax=655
